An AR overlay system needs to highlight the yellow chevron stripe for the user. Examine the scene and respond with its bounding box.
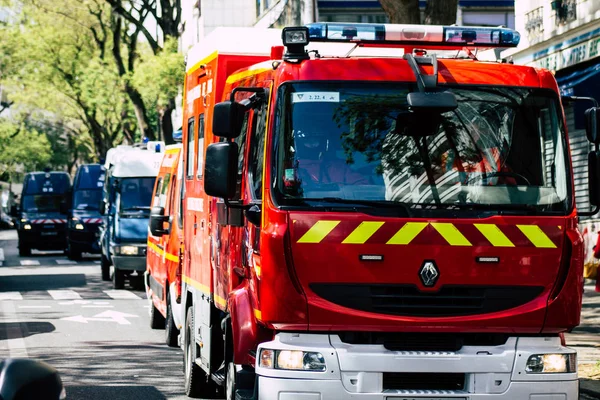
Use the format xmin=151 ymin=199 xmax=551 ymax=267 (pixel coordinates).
xmin=342 ymin=221 xmax=384 ymax=244
xmin=226 ymin=67 xmax=272 ymax=84
xmin=474 ymin=224 xmax=515 ymax=247
xmin=517 ymin=225 xmax=557 ymax=248
xmin=148 ymin=241 xmax=180 ymax=262
xmin=297 ymin=221 xmax=340 ymax=243
xmin=254 ymin=308 xmax=262 ymax=320
xmin=387 ymin=222 xmax=428 ymax=245
xmin=214 ymin=295 xmax=227 ymax=309
xmin=431 ymin=223 xmax=472 ymax=246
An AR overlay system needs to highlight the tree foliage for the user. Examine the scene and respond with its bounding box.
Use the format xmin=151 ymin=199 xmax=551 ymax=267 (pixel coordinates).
xmin=0 ymin=120 xmax=52 ymax=175
xmin=379 ymin=0 xmax=459 ymax=25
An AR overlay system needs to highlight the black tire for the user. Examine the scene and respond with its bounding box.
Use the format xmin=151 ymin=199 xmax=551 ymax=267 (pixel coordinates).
xmin=113 ymin=268 xmax=125 ymax=289
xmin=225 ymin=361 xmax=237 ymax=400
xmin=184 ymin=307 xmax=217 ymax=398
xmin=66 ymin=242 xmax=82 ymax=260
xmin=19 ymin=244 xmax=31 ymax=257
xmin=149 ymin=299 xmax=166 ymax=330
xmin=101 ymin=255 xmax=111 ymax=281
xmin=165 ymin=292 xmax=180 ymax=347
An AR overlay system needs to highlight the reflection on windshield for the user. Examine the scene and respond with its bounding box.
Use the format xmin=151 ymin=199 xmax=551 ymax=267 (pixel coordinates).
xmin=118 ymin=177 xmax=155 ymax=213
xmin=73 ymin=190 xmax=102 ymax=210
xmin=22 ymin=195 xmax=63 ymax=213
xmin=274 ymin=83 xmax=570 ymax=213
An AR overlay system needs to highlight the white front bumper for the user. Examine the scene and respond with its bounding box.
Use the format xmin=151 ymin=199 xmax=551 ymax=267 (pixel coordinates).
xmin=256 ymin=333 xmax=578 ymax=400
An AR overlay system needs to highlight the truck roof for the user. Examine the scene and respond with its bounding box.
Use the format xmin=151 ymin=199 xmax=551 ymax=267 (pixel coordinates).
xmin=111 ymin=148 xmax=163 ymax=178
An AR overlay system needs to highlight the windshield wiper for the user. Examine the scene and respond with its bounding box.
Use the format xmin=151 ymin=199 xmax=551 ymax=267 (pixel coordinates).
xmin=122 ymin=206 xmax=151 ymax=212
xmin=306 ymin=197 xmax=413 ymax=217
xmin=411 ymin=202 xmax=547 ymax=214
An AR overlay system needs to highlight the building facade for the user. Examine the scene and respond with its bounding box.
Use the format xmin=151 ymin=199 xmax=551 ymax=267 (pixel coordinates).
xmin=509 ymin=0 xmax=600 ymax=219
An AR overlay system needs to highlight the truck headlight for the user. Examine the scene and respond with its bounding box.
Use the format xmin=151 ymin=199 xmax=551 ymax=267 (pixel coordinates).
xmin=259 ymin=349 xmax=326 ymax=371
xmin=70 ymin=218 xmax=85 ymax=230
xmin=23 ymin=223 xmax=32 ymax=230
xmin=525 ymin=353 xmax=577 ymax=373
xmin=119 ymin=245 xmax=139 ymax=256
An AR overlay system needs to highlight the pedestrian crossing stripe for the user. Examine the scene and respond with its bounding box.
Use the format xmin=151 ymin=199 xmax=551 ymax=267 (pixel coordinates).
xmin=0 ymin=290 xmax=143 ymax=301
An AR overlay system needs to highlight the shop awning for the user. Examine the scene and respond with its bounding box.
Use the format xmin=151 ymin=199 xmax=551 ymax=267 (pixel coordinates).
xmin=556 ymin=62 xmax=600 ymax=96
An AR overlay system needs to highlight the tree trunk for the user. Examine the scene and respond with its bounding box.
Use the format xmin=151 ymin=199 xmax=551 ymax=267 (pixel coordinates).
xmin=379 ymin=0 xmax=420 ymax=24
xmin=424 ymin=0 xmax=458 ymax=25
xmin=125 ymin=83 xmax=155 ymax=141
xmin=160 ymin=99 xmax=175 ymax=145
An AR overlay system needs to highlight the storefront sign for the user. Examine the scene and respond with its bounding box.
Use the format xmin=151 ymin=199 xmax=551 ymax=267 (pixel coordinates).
xmin=532 ymin=32 xmax=600 ymax=71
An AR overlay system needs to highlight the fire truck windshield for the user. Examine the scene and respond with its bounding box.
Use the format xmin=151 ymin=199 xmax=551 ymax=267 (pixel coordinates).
xmin=273 ymin=82 xmax=571 ymax=215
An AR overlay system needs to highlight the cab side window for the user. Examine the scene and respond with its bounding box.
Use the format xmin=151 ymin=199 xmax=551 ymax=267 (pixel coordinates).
xmin=234 ymin=113 xmax=250 ymax=199
xmin=160 ymin=173 xmax=171 ymax=208
xmin=186 ymin=117 xmax=195 ymax=179
xmin=196 ymin=114 xmax=205 ymax=179
xmin=248 ymin=104 xmax=267 ymax=200
xmin=152 ymin=177 xmax=163 ymax=208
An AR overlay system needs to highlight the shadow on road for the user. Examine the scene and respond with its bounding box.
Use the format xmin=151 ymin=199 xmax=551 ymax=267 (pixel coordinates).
xmin=0 ymin=274 xmax=87 ymax=291
xmin=30 ymin=341 xmax=212 ymax=399
xmin=0 ymin=321 xmax=55 ymax=340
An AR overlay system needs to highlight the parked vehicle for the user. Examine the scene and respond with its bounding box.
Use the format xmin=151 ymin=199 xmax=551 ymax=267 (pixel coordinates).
xmin=66 ymin=164 xmax=104 ymax=260
xmin=146 ymin=144 xmax=184 ymax=347
xmin=13 ymin=171 xmax=71 ymax=256
xmin=99 ymin=142 xmax=164 ymax=288
xmin=178 ymin=23 xmax=598 ymax=399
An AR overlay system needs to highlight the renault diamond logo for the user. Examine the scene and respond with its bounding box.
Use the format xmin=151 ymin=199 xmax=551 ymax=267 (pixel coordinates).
xmin=419 ymin=261 xmax=439 ymax=287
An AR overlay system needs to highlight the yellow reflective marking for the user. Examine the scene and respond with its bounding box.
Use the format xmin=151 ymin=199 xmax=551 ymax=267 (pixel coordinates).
xmin=187 ymin=50 xmax=217 ymax=74
xmin=517 ymin=225 xmax=557 ymax=248
xmin=254 ymin=265 xmax=261 ymax=278
xmin=254 ymin=309 xmax=262 ymax=320
xmin=182 ymin=275 xmax=210 ymax=295
xmin=214 ymin=295 xmax=227 ymax=309
xmin=431 ymin=223 xmax=472 ymax=246
xmin=474 ymin=224 xmax=515 ymax=247
xmin=148 ymin=241 xmax=180 ymax=262
xmin=297 ymin=221 xmax=340 ymax=243
xmin=387 ymin=222 xmax=428 ymax=245
xmin=342 ymin=221 xmax=385 ymax=244
xmin=226 ymin=67 xmax=272 ymax=84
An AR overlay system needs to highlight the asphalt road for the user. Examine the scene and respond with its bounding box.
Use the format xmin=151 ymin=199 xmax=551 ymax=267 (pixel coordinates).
xmin=0 ymin=229 xmax=194 ymax=400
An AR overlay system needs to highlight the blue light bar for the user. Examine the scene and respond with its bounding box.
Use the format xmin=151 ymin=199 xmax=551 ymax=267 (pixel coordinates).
xmin=305 ymin=23 xmax=520 ymax=48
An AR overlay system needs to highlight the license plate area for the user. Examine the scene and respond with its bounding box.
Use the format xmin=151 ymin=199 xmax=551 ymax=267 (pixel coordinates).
xmin=43 ymin=224 xmax=55 ymax=229
xmin=41 ymin=231 xmax=58 ymax=236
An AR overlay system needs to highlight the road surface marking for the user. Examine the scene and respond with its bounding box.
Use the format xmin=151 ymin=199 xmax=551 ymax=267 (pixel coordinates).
xmin=1 ymin=301 xmax=29 ymax=358
xmin=0 ymin=248 xmax=4 ymax=261
xmin=103 ymin=290 xmax=142 ymax=300
xmin=48 ymin=290 xmax=82 ymax=300
xmin=82 ymin=305 xmax=114 ymax=308
xmin=20 ymin=260 xmax=40 ymax=266
xmin=56 ymin=260 xmax=77 ymax=265
xmin=61 ymin=310 xmax=139 ymax=325
xmin=0 ymin=292 xmax=23 ymax=301
xmin=19 ymin=305 xmax=52 ymax=309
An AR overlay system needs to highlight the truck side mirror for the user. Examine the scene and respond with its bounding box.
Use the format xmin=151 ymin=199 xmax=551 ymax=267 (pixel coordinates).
xmin=149 ymin=206 xmax=170 ymax=236
xmin=99 ymin=201 xmax=106 ymax=215
xmin=0 ymin=358 xmax=64 ymax=400
xmin=589 ymin=151 xmax=600 ymax=207
xmin=204 ymin=142 xmax=238 ymax=199
xmin=213 ymin=101 xmax=248 ymax=139
xmin=585 ymin=107 xmax=600 ymax=144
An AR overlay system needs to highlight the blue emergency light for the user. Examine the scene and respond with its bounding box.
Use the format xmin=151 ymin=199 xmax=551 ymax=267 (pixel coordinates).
xmin=303 ymin=22 xmax=520 ymax=48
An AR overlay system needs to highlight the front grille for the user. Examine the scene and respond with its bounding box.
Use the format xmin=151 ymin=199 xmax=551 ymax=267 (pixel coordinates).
xmin=338 ymin=332 xmax=509 ymax=352
xmin=310 ymin=284 xmax=544 ymax=317
xmin=383 ymin=372 xmax=465 ymax=391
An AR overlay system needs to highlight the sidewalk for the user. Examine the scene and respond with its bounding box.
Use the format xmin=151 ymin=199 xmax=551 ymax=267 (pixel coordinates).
xmin=565 ymin=283 xmax=600 ymax=398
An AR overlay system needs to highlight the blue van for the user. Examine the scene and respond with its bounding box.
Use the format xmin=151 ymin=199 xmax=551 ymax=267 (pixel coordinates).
xmin=14 ymin=171 xmax=71 ymax=256
xmin=66 ymin=164 xmax=104 ymax=260
xmin=100 ymin=144 xmax=164 ymax=287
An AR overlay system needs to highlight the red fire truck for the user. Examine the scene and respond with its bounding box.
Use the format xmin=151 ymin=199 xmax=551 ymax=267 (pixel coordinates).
xmin=180 ymin=23 xmax=600 ymax=399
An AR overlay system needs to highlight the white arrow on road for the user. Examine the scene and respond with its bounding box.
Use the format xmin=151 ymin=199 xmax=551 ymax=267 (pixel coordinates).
xmin=61 ymin=310 xmax=139 ymax=325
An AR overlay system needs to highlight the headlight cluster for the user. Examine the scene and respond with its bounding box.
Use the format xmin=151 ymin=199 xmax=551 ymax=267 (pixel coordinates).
xmin=70 ymin=218 xmax=85 ymax=230
xmin=259 ymin=349 xmax=326 ymax=372
xmin=525 ymin=353 xmax=577 ymax=374
xmin=115 ymin=245 xmax=143 ymax=256
xmin=23 ymin=223 xmax=32 ymax=230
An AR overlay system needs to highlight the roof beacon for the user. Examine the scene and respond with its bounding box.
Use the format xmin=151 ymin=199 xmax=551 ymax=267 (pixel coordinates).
xmin=305 ymin=22 xmax=520 ymax=48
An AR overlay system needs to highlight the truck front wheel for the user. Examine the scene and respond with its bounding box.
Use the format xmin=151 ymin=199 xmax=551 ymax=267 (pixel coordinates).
xmin=114 ymin=269 xmax=125 ymax=289
xmin=18 ymin=243 xmax=31 ymax=257
xmin=165 ymin=292 xmax=179 ymax=347
xmin=184 ymin=306 xmax=217 ymax=398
